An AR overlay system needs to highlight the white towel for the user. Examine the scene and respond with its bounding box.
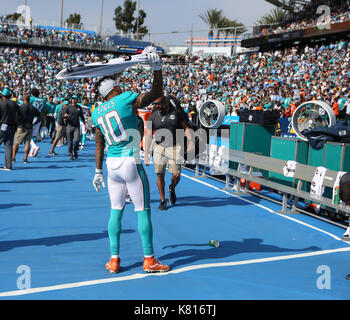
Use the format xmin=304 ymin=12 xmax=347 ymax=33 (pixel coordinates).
xmin=283 ymin=160 xmax=297 ymax=178
xmin=310 ymin=167 xmax=327 ymax=198
xmin=56 ymin=46 xmax=156 ymax=80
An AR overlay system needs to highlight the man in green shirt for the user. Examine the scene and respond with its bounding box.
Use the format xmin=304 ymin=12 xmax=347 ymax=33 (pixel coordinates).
xmin=45 ymin=95 xmax=57 ymax=142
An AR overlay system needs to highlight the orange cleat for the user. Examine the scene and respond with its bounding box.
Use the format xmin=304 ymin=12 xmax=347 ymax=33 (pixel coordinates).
xmin=143 ymin=256 xmax=170 ymax=273
xmin=105 ymin=257 xmax=120 ymax=273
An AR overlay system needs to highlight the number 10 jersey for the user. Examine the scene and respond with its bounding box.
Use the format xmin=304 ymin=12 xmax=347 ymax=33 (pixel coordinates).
xmin=92 ymin=91 xmax=141 ymax=158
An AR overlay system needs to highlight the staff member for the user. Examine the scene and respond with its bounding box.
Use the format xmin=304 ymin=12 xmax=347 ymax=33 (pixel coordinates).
xmin=12 ymin=94 xmax=42 ymax=164
xmin=144 ymin=95 xmax=194 ymax=210
xmin=0 ymin=88 xmax=21 ymax=170
xmin=64 ymin=95 xmax=86 ymax=160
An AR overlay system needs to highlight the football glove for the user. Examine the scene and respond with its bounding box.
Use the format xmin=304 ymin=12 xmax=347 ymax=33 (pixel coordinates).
xmin=93 ymin=169 xmax=106 ymax=192
xmin=147 ymin=52 xmax=162 ymax=71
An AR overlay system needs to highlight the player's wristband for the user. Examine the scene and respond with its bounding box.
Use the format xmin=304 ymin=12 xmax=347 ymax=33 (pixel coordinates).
xmin=95 ymin=169 xmax=103 ymax=174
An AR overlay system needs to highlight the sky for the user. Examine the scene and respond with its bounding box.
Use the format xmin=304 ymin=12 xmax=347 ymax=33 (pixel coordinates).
xmin=1 ymin=0 xmax=276 ymax=45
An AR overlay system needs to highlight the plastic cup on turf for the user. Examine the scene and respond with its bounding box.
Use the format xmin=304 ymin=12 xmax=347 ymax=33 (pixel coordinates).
xmin=208 ymin=240 xmax=219 ymax=248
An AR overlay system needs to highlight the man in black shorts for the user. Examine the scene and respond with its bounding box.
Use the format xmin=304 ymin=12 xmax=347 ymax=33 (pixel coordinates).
xmin=144 ymin=95 xmax=194 ymax=210
xmin=0 ymin=88 xmax=21 ymax=170
xmin=12 ymin=94 xmax=42 ymax=163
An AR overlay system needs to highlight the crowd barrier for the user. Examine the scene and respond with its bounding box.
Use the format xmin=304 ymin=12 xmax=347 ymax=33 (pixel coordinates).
xmin=0 ymin=35 xmax=117 ymax=53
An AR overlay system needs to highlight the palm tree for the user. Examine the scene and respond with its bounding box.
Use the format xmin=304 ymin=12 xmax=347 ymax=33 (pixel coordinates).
xmin=219 ymin=18 xmax=246 ymax=47
xmin=256 ymin=7 xmax=289 ymax=26
xmin=224 ymin=19 xmax=247 ymax=36
xmin=199 ymin=9 xmax=224 ymax=39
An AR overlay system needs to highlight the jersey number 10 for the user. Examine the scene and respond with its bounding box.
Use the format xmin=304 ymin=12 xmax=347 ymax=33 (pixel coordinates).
xmin=97 ymin=110 xmax=128 ymax=145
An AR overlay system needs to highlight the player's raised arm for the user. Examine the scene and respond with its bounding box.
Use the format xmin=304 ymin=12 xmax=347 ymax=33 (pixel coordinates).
xmin=133 ymin=52 xmax=163 ymax=112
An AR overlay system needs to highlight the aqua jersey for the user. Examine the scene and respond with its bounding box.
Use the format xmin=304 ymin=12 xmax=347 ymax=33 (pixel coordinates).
xmin=92 ymin=91 xmax=140 ymax=158
xmin=30 ymin=96 xmax=46 ymax=113
xmin=45 ymin=102 xmax=56 ymax=115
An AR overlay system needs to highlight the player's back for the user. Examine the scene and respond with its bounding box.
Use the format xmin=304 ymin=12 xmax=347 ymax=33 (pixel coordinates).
xmin=92 ymin=91 xmax=140 ymax=158
xmin=30 ymin=96 xmax=46 ymax=114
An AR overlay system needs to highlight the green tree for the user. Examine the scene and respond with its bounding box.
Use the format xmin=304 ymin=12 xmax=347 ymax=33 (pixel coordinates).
xmin=256 ymin=8 xmax=289 ymax=25
xmin=224 ymin=19 xmax=247 ymax=36
xmin=199 ymin=8 xmax=224 ymax=38
xmin=65 ymin=13 xmax=81 ymax=28
xmin=132 ymin=9 xmax=148 ymax=40
xmin=6 ymin=13 xmax=21 ymax=22
xmin=199 ymin=10 xmax=246 ymax=46
xmin=114 ymin=0 xmax=148 ymax=39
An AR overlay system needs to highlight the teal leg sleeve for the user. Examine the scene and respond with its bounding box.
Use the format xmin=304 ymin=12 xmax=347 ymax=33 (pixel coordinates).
xmin=137 ymin=209 xmax=154 ymax=256
xmin=108 ymin=209 xmax=123 ymax=256
xmin=81 ymin=134 xmax=86 ymax=145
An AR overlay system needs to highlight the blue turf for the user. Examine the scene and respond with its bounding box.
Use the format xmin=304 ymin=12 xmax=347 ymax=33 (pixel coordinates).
xmin=1 ymin=139 xmax=350 ymax=300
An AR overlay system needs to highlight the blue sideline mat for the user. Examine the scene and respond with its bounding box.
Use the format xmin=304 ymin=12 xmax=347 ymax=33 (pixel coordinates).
xmin=0 ymin=139 xmax=350 ymax=300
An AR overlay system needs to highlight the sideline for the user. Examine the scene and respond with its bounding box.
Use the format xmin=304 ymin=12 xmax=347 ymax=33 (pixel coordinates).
xmin=1 ymin=246 xmax=350 ymax=297
xmin=181 ymin=172 xmax=347 ymax=243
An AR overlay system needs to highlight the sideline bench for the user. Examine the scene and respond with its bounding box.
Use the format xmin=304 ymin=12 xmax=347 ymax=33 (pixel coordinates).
xmin=192 ymin=144 xmax=350 ymax=217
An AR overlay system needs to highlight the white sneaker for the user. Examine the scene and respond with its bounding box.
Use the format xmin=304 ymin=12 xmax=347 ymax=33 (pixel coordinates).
xmin=33 ymin=146 xmax=40 ymax=157
xmin=0 ymin=167 xmax=12 ymax=171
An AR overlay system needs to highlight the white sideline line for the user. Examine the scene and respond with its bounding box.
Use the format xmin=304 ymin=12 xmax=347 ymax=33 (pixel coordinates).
xmin=1 ymin=165 xmax=348 ymax=298
xmin=181 ymin=173 xmax=347 ymax=242
xmin=1 ymin=246 xmax=350 ymax=297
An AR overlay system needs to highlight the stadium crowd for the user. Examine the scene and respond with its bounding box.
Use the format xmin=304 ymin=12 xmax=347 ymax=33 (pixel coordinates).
xmin=0 ymin=21 xmax=114 ymax=47
xmin=0 ymin=37 xmax=350 ymax=135
xmin=255 ymin=0 xmax=350 ymax=38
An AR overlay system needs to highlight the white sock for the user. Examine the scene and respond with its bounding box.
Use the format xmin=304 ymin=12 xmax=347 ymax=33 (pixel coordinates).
xmin=144 ymin=255 xmax=154 ymax=259
xmin=111 ymin=255 xmax=119 ymax=259
xmin=344 ymin=227 xmax=350 ymax=236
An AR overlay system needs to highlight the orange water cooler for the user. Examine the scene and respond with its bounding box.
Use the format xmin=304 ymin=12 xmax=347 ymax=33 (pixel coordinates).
xmin=137 ymin=109 xmax=152 ymax=149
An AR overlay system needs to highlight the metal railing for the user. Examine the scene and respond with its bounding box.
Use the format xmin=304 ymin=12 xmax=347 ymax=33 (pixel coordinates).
xmin=0 ymin=34 xmax=118 ymax=52
xmin=192 ymin=144 xmax=350 ymax=219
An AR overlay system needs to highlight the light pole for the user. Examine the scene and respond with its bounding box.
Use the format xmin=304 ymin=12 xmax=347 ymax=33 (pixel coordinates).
xmin=99 ymin=0 xmax=104 ymax=34
xmin=60 ymin=0 xmax=64 ymax=27
xmin=24 ymin=0 xmax=27 ymax=24
xmin=136 ymin=0 xmax=140 ymax=40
